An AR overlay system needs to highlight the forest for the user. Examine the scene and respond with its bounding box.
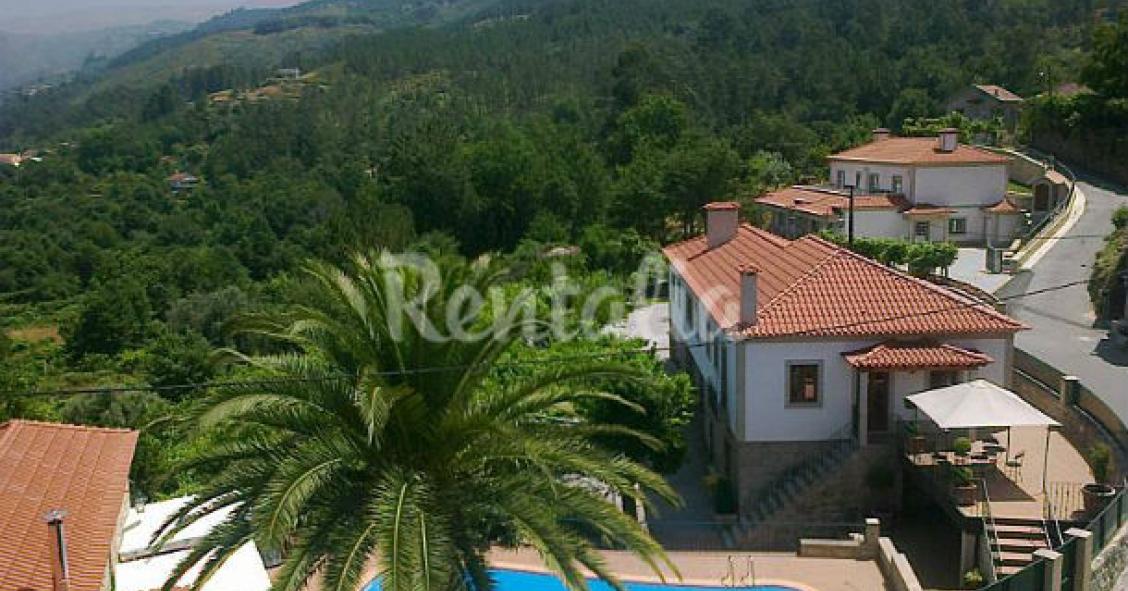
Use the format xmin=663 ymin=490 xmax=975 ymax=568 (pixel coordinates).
xmin=0 ymin=0 xmax=1121 ymax=498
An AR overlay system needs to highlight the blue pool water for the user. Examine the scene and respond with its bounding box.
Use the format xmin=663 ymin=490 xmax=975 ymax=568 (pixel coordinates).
xmin=365 ymin=568 xmax=797 ymax=591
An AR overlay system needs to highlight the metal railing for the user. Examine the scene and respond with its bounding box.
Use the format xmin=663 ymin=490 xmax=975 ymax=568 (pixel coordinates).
xmin=979 ymin=478 xmax=1001 ymax=583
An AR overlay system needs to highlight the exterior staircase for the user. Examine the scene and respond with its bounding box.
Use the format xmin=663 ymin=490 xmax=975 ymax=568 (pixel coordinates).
xmin=987 ymin=517 xmax=1051 ymax=577
xmin=741 ymin=433 xmax=860 ymax=530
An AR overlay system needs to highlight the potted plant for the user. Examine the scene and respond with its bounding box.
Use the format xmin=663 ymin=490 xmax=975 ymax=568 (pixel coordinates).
xmin=963 ymin=568 xmax=984 ymax=590
xmin=1083 ymin=444 xmax=1117 ymax=514
xmin=953 ymin=436 xmax=972 ymax=459
xmin=951 ymin=466 xmax=977 ymax=506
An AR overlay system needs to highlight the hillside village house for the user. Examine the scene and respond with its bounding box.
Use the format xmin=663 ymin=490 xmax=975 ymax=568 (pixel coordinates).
xmin=663 ymin=203 xmax=1025 ymax=511
xmin=0 ymin=419 xmax=270 ymax=591
xmin=757 ymin=129 xmax=1024 ymax=245
xmin=945 ymin=83 xmax=1024 ymax=131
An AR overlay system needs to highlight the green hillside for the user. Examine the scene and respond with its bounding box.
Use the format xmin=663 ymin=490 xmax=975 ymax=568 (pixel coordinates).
xmin=0 ymin=0 xmax=1125 ymax=496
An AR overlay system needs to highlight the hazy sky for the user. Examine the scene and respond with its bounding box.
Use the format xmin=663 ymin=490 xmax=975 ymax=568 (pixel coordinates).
xmin=0 ymin=0 xmax=303 ymax=34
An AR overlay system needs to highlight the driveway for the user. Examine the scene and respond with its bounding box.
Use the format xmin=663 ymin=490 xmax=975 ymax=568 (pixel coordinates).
xmin=996 ymin=179 xmax=1128 ymax=425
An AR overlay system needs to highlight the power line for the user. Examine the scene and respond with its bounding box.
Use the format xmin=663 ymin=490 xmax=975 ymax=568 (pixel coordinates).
xmin=0 ymin=277 xmax=1089 ymax=399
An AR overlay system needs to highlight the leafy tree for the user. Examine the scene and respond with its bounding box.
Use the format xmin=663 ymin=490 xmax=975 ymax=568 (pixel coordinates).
xmin=64 ymin=277 xmax=153 ymax=359
xmin=1083 ymin=14 xmax=1128 ymax=99
xmin=158 ymin=253 xmax=677 ymax=591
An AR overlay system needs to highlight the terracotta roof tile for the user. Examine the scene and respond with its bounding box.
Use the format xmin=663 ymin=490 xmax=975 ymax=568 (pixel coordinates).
xmin=843 ymin=341 xmax=994 ymax=370
xmin=755 ymin=186 xmax=908 ymax=218
xmin=983 ymin=199 xmax=1022 ymax=215
xmin=0 ymin=420 xmax=138 ymax=591
xmin=829 ymin=137 xmax=1010 ymax=166
xmin=662 ymin=223 xmax=1025 ymax=339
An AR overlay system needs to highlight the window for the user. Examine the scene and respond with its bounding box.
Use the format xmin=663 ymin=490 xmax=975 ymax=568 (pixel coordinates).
xmin=836 ymin=170 xmax=846 ymax=188
xmin=683 ymin=294 xmax=695 ymax=335
xmin=855 ymin=171 xmax=862 ymax=189
xmin=787 ymin=362 xmax=821 ymax=406
xmin=948 ymin=218 xmax=968 ymax=235
xmin=930 ymin=370 xmax=960 ymax=389
xmin=914 ymin=221 xmax=930 ymax=239
xmin=891 ymin=175 xmax=903 ymax=194
xmin=868 ymin=173 xmax=880 ymax=192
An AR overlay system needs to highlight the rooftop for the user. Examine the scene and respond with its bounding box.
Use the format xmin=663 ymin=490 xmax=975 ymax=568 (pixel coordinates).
xmin=829 ymin=136 xmax=1011 ymax=166
xmin=0 ymin=420 xmax=139 ymax=591
xmin=844 ymin=341 xmax=994 ymax=370
xmin=662 ymin=223 xmax=1025 ymax=339
xmin=974 ymin=84 xmax=1024 ymax=103
xmin=754 ymin=186 xmax=909 ymax=218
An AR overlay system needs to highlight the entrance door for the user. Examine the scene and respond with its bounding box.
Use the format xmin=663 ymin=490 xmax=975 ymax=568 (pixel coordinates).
xmin=867 ymin=372 xmax=891 ymax=433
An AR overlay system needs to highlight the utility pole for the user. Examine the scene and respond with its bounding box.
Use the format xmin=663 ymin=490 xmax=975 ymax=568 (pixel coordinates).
xmin=847 ymin=184 xmax=856 ymax=246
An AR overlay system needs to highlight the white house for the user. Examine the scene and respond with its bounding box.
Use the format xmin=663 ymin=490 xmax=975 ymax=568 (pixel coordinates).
xmin=663 ymin=203 xmax=1026 ymax=512
xmin=757 ymin=129 xmax=1024 ymax=245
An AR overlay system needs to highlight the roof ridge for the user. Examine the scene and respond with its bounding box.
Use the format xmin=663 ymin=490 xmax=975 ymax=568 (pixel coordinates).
xmin=747 ymin=236 xmax=843 ymax=322
xmin=0 ymin=418 xmax=137 ymax=434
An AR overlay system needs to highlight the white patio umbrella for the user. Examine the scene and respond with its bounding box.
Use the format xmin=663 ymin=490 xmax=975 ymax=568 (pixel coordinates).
xmin=907 ymin=380 xmax=1061 ymax=490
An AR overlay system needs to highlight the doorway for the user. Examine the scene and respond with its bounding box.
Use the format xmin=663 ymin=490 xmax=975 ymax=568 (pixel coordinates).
xmin=867 ymin=372 xmax=891 ymax=433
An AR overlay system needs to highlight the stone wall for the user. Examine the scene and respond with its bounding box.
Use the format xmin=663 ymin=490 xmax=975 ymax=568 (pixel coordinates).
xmin=1092 ymin=524 xmax=1128 ymax=591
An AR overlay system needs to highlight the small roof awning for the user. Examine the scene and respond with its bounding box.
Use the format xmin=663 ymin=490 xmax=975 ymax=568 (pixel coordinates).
xmin=906 ymin=380 xmax=1061 ymax=430
xmin=903 ymin=204 xmax=956 ymax=217
xmin=983 ymin=199 xmax=1023 ymax=215
xmin=844 ymin=342 xmax=993 ymax=371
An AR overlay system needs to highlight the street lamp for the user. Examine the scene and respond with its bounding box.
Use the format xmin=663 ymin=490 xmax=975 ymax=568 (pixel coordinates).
xmin=845 ymin=184 xmax=856 ymax=246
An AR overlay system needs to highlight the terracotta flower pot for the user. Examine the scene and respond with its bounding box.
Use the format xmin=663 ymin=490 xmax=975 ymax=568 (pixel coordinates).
xmin=1083 ymin=483 xmax=1116 ymax=514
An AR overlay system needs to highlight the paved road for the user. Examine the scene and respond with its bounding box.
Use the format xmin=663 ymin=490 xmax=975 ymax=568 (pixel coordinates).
xmin=997 ymin=180 xmax=1128 ymax=424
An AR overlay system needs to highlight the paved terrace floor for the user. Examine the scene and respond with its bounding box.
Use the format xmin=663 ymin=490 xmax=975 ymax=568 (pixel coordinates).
xmin=908 ymin=427 xmax=1094 ymax=520
xmin=488 ymin=547 xmax=887 ymax=591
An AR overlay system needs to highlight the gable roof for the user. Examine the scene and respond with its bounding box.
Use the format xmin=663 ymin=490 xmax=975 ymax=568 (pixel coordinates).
xmin=828 ymin=137 xmax=1011 ymax=166
xmin=974 ymin=84 xmax=1023 ymax=103
xmin=755 ymin=186 xmax=909 ymax=218
xmin=662 ymin=224 xmax=1025 ymax=339
xmin=0 ymin=420 xmax=139 ymax=591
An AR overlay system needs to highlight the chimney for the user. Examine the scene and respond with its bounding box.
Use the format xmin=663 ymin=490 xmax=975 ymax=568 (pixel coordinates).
xmin=738 ymin=264 xmax=759 ymax=327
xmin=937 ymin=128 xmax=959 ymax=153
xmin=704 ymin=202 xmax=740 ymax=249
xmin=44 ymin=509 xmax=70 ymax=591
xmin=872 ymin=128 xmax=891 ymax=142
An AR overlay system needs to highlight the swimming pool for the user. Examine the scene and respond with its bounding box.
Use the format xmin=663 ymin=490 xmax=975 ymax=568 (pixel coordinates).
xmin=365 ymin=567 xmax=798 ymax=591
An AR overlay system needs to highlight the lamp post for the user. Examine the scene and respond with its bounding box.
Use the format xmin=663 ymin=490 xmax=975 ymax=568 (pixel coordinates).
xmin=846 ymin=184 xmax=856 ymax=246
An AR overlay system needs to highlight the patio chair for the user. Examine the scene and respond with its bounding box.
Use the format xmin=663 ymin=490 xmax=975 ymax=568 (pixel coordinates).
xmin=1005 ymin=451 xmax=1025 ymax=480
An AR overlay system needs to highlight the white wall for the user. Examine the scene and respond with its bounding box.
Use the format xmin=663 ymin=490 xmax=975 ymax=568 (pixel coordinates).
xmin=738 ymin=336 xmax=1013 ymax=443
xmin=828 ymin=162 xmax=912 ymax=196
xmin=853 ymin=210 xmax=907 ymax=240
xmin=915 ymin=165 xmax=1007 ymax=207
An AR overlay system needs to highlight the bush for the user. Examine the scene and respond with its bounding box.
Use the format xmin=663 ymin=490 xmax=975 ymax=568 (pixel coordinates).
xmin=1089 ymin=444 xmax=1112 ymax=484
xmin=950 ymin=466 xmax=974 ymax=486
xmin=1113 ymin=206 xmax=1128 ymax=230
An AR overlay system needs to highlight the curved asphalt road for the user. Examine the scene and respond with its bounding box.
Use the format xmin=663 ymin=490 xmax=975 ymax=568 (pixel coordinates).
xmin=997 ymin=179 xmax=1128 ymax=424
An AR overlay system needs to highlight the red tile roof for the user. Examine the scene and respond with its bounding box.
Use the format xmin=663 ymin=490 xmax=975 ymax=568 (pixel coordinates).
xmin=0 ymin=420 xmax=138 ymax=591
xmin=755 ymin=186 xmax=909 ymax=218
xmin=662 ymin=224 xmax=1025 ymax=339
xmin=983 ymin=199 xmax=1023 ymax=215
xmin=829 ymin=137 xmax=1011 ymax=166
xmin=843 ymin=341 xmax=994 ymax=370
xmin=974 ymin=84 xmax=1023 ymax=103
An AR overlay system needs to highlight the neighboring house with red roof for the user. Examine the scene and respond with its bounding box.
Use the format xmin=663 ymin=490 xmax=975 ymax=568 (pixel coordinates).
xmin=0 ymin=420 xmax=139 ymax=591
xmin=945 ymin=83 xmax=1024 ymax=130
xmin=757 ymin=128 xmax=1023 ymax=245
xmin=662 ymin=203 xmax=1025 ymax=510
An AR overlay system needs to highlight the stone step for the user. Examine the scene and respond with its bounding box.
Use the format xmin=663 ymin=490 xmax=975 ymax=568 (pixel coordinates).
xmin=996 ymin=564 xmax=1024 ymax=577
xmin=988 ymin=523 xmax=1045 ymax=539
xmin=996 ymin=538 xmax=1048 ymax=553
xmin=996 ymin=550 xmax=1037 ymax=567
xmin=992 ymin=516 xmax=1046 ymax=527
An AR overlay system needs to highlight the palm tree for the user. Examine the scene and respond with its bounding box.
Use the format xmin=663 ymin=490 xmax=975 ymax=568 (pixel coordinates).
xmin=157 ymin=252 xmax=679 ymax=591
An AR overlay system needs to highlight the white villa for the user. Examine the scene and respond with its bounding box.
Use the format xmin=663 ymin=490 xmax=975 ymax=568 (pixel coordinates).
xmin=663 ymin=202 xmax=1026 ymax=512
xmin=757 ymin=129 xmax=1024 ymax=245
